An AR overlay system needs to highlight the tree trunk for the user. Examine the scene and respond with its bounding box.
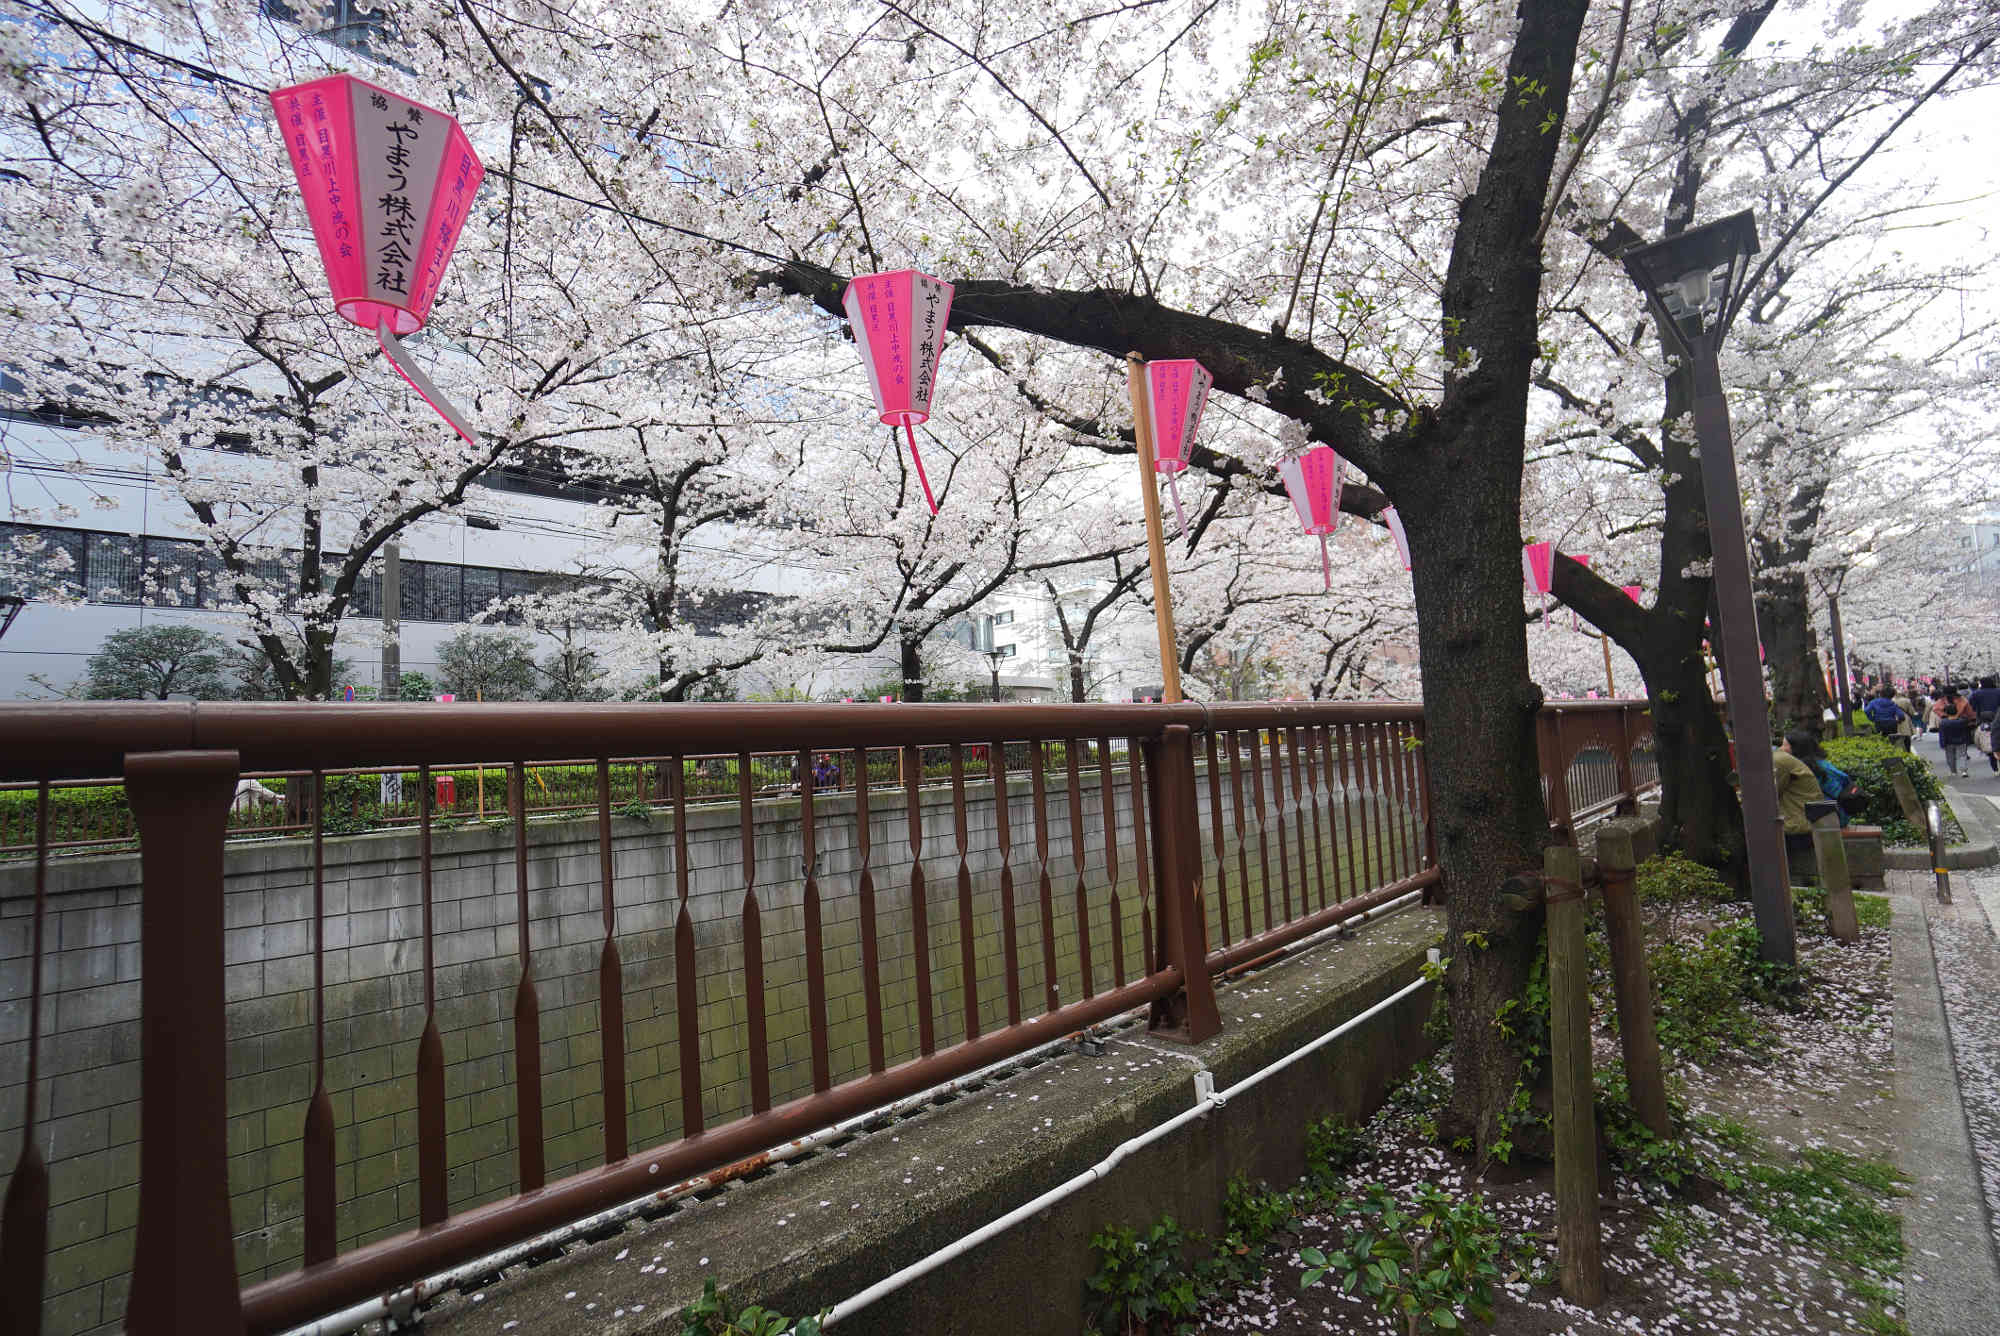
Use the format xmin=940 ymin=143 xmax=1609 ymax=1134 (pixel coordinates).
xmin=1069 ymin=654 xmax=1087 ymax=703
xmin=1758 ymin=568 xmax=1828 ymax=740
xmin=1631 ymin=637 xmax=1747 ymax=890
xmin=1382 ymin=0 xmax=1589 ymax=1164
xmin=900 ymin=636 xmax=926 ymax=703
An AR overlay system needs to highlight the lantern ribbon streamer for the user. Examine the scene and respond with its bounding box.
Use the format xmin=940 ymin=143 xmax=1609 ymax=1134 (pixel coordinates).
xmin=1167 ymin=476 xmax=1188 ymax=540
xmin=1320 ymin=535 xmax=1331 ymax=592
xmin=378 ymin=320 xmax=479 ymax=448
xmin=905 ymin=422 xmax=939 ymax=516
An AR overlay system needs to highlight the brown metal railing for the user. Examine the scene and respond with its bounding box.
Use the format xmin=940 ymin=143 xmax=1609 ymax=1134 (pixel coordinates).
xmin=0 ymin=697 xmax=1652 ymax=1335
xmin=1537 ymin=701 xmax=1659 ymax=838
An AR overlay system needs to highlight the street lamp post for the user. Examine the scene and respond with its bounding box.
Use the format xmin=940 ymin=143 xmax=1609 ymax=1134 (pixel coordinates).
xmin=985 ymin=647 xmax=1006 ymax=702
xmin=1623 ymin=210 xmax=1795 ymax=966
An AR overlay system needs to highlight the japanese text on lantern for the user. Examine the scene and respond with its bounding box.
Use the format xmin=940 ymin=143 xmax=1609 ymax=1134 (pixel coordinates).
xmin=373 ymin=95 xmax=418 ymax=296
xmin=912 ymin=273 xmax=946 ymax=410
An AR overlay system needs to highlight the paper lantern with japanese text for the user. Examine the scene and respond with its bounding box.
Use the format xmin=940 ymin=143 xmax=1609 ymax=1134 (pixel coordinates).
xmin=269 ymin=74 xmax=484 ymax=444
xmin=1144 ymin=359 xmax=1212 ymax=536
xmin=1279 ymin=446 xmax=1344 ymax=590
xmin=843 ymin=270 xmax=954 ymax=515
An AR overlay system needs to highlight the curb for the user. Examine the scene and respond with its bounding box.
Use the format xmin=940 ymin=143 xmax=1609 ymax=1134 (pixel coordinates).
xmin=1885 ymin=842 xmax=2000 ymax=871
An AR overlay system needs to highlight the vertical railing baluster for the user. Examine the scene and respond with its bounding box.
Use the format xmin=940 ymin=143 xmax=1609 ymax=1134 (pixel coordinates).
xmin=1205 ymin=730 xmax=1232 ymax=948
xmin=1098 ymin=737 xmax=1123 ymax=987
xmin=124 ymin=750 xmax=241 ymax=1334
xmin=1301 ymin=726 xmax=1327 ymax=912
xmin=1 ymin=782 xmax=52 ymax=1329
xmin=416 ymin=764 xmax=447 ymax=1226
xmin=1247 ymin=729 xmax=1274 ymax=931
xmin=1269 ymin=727 xmax=1295 ymax=924
xmin=1316 ymin=727 xmax=1346 ymax=902
xmin=595 ymin=760 xmax=628 ymax=1162
xmin=1415 ymin=717 xmax=1439 ymax=876
xmin=949 ymin=746 xmax=980 ymax=1040
xmin=800 ymin=750 xmax=832 ymax=1092
xmin=1394 ymin=720 xmax=1419 ymax=876
xmin=302 ymin=772 xmax=336 ymax=1260
xmin=740 ymin=753 xmax=771 ymax=1112
xmin=854 ymin=747 xmax=887 ymax=1073
xmin=1127 ymin=739 xmax=1154 ymax=973
xmin=903 ymin=744 xmax=936 ymax=1057
xmin=1287 ymin=726 xmax=1313 ymax=912
xmin=1031 ymin=742 xmax=1059 ymax=1013
xmin=510 ymin=763 xmax=545 ymax=1191
xmin=1065 ymin=741 xmax=1095 ymax=998
xmin=1384 ymin=722 xmax=1412 ymax=878
xmin=1226 ymin=732 xmax=1254 ymax=934
xmin=992 ymin=741 xmax=1022 ymax=1024
xmin=1332 ymin=726 xmax=1356 ymax=898
xmin=672 ymin=754 xmax=704 ymax=1137
xmin=1368 ymin=723 xmax=1395 ymax=887
xmin=1401 ymin=721 xmax=1425 ymax=875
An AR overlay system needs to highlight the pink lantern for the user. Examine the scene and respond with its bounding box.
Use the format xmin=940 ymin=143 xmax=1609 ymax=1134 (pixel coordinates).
xmin=1279 ymin=446 xmax=1344 ymax=590
xmin=879 ymin=693 xmax=896 ymax=703
xmin=1144 ymin=359 xmax=1212 ymax=537
xmin=269 ymin=74 xmax=485 ymax=445
xmin=1622 ymin=584 xmax=1642 ymax=602
xmin=1382 ymin=507 xmax=1411 ymax=572
xmin=843 ymin=270 xmax=954 ymax=515
xmin=1522 ymin=541 xmax=1554 ymax=626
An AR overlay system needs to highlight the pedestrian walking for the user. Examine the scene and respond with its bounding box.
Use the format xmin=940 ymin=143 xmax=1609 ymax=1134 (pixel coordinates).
xmin=1970 ymin=676 xmax=2000 ymax=773
xmin=1936 ymin=686 xmax=1979 ymax=777
xmin=1862 ymin=686 xmax=1906 ymax=739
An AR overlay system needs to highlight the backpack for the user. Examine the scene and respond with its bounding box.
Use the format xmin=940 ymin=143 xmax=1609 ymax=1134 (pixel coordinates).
xmin=1812 ymin=760 xmax=1862 ymax=823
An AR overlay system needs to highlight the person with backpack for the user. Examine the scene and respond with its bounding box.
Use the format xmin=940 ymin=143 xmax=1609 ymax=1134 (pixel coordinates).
xmin=1781 ymin=730 xmax=1858 ymax=829
xmin=1862 ymin=686 xmax=1906 ymax=739
xmin=1936 ymin=686 xmax=1980 ymax=777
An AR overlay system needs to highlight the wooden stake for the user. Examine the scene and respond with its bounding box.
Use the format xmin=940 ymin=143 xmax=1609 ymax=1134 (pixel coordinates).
xmin=1812 ymin=812 xmax=1860 ymax=943
xmin=1600 ymin=633 xmax=1616 ymax=698
xmin=1595 ymin=825 xmax=1671 ymax=1137
xmin=1127 ymin=352 xmax=1183 ymax=704
xmin=1545 ymin=842 xmax=1604 ymax=1306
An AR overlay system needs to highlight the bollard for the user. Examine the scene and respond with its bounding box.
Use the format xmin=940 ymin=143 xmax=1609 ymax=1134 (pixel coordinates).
xmin=1595 ymin=826 xmax=1671 ymax=1135
xmin=1544 ymin=843 xmax=1604 ymax=1306
xmin=1810 ymin=811 xmax=1859 ymax=943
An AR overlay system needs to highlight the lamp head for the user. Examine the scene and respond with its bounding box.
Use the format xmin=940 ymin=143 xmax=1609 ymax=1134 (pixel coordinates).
xmin=1621 ymin=209 xmax=1759 ymax=355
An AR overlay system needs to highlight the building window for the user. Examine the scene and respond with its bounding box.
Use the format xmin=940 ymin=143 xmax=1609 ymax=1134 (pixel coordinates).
xmin=992 ymin=610 xmax=1014 ymax=625
xmin=462 ymin=565 xmax=500 ymax=621
xmin=998 ymin=643 xmax=1017 ymax=658
xmin=87 ymin=534 xmax=142 ymax=604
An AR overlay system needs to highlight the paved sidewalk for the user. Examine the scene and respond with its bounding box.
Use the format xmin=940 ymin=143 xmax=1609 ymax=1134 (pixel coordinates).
xmin=1888 ymin=865 xmax=2000 ymax=1336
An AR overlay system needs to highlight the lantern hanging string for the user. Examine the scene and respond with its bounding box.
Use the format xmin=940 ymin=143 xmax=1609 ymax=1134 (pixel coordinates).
xmin=378 ymin=321 xmax=480 ymax=448
xmin=903 ymin=423 xmax=939 ymax=516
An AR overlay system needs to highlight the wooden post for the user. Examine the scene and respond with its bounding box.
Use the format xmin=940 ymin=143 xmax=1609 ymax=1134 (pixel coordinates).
xmin=1595 ymin=826 xmax=1671 ymax=1137
xmin=1126 ymin=353 xmax=1183 ymax=704
xmin=1889 ymin=766 xmax=1924 ymax=826
xmin=1811 ymin=812 xmax=1860 ymax=943
xmin=1545 ymin=842 xmax=1604 ymax=1307
xmin=1600 ymin=633 xmax=1616 ymax=699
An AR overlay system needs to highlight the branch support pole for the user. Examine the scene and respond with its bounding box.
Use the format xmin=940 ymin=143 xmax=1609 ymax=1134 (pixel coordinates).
xmin=1127 ymin=352 xmax=1183 ymax=704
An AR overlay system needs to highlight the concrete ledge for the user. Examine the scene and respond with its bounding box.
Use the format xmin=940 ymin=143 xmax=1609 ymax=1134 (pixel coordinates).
xmin=1884 ymin=842 xmax=1999 ymax=871
xmin=418 ymin=903 xmax=1446 ymax=1336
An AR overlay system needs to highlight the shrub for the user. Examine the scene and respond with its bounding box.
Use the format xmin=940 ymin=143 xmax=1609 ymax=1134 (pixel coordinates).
xmin=1299 ymin=1183 xmax=1506 ymax=1334
xmin=1822 ymin=734 xmax=1942 ymax=826
xmin=1634 ymin=853 xmax=1734 ymax=906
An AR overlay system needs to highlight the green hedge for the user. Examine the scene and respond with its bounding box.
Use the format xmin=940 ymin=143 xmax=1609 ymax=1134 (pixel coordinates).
xmin=1821 ymin=734 xmax=1943 ymax=827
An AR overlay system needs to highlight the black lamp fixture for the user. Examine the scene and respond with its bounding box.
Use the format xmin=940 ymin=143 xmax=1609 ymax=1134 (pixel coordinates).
xmin=1620 ymin=209 xmax=1759 ymax=355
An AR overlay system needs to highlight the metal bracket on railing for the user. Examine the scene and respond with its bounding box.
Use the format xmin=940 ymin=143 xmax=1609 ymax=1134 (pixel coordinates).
xmin=1193 ymin=1069 xmax=1217 ymax=1106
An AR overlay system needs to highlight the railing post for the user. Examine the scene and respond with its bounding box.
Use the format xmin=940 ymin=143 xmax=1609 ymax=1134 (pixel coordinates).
xmin=1544 ymin=840 xmax=1604 ymax=1307
xmin=1146 ymin=725 xmax=1221 ymax=1043
xmin=1613 ymin=706 xmax=1640 ymax=815
xmin=124 ymin=750 xmax=245 ymax=1335
xmin=1540 ymin=708 xmax=1574 ymax=838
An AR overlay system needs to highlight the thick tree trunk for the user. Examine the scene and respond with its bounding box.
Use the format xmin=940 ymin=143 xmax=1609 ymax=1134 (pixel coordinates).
xmin=1394 ymin=0 xmax=1590 ymax=1164
xmin=1631 ymin=637 xmax=1747 ymax=890
xmin=1758 ymin=569 xmax=1829 ymax=740
xmin=900 ymin=636 xmax=926 ymax=703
